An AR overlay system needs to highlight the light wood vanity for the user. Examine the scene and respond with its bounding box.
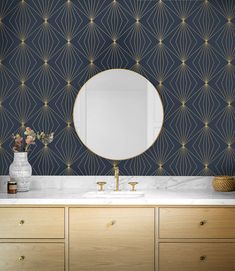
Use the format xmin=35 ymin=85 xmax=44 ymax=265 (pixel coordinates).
xmin=0 ymin=206 xmax=234 ymax=271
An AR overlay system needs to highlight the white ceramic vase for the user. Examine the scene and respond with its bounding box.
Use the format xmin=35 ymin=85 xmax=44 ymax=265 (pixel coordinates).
xmin=9 ymin=152 xmax=32 ymax=192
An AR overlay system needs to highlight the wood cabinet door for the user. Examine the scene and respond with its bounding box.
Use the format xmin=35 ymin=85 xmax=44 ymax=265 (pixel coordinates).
xmin=69 ymin=208 xmax=154 ymax=271
xmin=159 ymin=243 xmax=235 ymax=271
xmin=0 ymin=243 xmax=64 ymax=271
xmin=159 ymin=208 xmax=235 ymax=238
xmin=0 ymin=208 xmax=64 ymax=238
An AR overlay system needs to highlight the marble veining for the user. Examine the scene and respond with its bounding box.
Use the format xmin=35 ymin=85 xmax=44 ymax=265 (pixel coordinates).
xmin=0 ymin=176 xmax=213 ymax=192
xmin=0 ymin=176 xmax=235 ymax=205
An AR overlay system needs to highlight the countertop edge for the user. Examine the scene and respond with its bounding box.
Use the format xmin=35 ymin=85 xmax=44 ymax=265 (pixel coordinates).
xmin=0 ymin=199 xmax=235 ymax=206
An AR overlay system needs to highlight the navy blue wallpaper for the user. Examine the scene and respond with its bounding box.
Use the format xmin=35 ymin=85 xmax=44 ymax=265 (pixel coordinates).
xmin=0 ymin=0 xmax=234 ymax=175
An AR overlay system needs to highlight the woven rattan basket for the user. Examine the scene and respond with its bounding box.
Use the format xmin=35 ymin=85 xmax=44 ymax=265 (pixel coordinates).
xmin=212 ymin=176 xmax=235 ymax=192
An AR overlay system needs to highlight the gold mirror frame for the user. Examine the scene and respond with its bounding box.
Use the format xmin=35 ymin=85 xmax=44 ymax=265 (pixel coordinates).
xmin=73 ymin=69 xmax=164 ymax=161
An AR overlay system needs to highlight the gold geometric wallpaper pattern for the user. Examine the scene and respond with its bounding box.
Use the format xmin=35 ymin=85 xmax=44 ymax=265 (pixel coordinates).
xmin=0 ymin=0 xmax=234 ymax=176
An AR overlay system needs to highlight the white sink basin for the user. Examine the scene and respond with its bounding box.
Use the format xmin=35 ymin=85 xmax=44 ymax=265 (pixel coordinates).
xmin=83 ymin=191 xmax=144 ymax=198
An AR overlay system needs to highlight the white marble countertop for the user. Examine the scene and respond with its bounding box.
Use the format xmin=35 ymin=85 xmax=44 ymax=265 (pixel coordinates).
xmin=1 ymin=188 xmax=235 ymax=205
xmin=0 ymin=176 xmax=235 ymax=205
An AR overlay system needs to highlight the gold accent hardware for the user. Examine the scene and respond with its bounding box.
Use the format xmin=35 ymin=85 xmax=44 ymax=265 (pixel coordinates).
xmin=19 ymin=256 xmax=25 ymax=261
xmin=199 ymin=220 xmax=206 ymax=226
xmin=128 ymin=182 xmax=138 ymax=191
xmin=200 ymin=255 xmax=206 ymax=261
xmin=111 ymin=220 xmax=116 ymax=225
xmin=113 ymin=162 xmax=120 ymax=191
xmin=107 ymin=220 xmax=116 ymax=227
xmin=19 ymin=220 xmax=25 ymax=225
xmin=96 ymin=181 xmax=106 ymax=191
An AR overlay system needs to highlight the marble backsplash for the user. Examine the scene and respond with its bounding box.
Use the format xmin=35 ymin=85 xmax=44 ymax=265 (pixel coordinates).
xmin=0 ymin=176 xmax=214 ymax=193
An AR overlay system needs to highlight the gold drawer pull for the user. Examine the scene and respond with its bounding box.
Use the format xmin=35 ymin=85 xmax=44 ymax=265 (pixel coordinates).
xmin=19 ymin=256 xmax=25 ymax=261
xmin=200 ymin=255 xmax=206 ymax=261
xmin=199 ymin=220 xmax=207 ymax=226
xmin=19 ymin=220 xmax=25 ymax=225
xmin=107 ymin=220 xmax=116 ymax=227
xmin=110 ymin=220 xmax=116 ymax=226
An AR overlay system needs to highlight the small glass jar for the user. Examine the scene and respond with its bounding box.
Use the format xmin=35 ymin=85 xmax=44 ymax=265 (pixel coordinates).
xmin=7 ymin=180 xmax=17 ymax=194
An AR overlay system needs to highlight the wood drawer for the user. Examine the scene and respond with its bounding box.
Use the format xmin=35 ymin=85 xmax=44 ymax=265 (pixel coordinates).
xmin=159 ymin=208 xmax=235 ymax=238
xmin=0 ymin=208 xmax=64 ymax=238
xmin=159 ymin=243 xmax=235 ymax=271
xmin=69 ymin=208 xmax=154 ymax=271
xmin=0 ymin=243 xmax=64 ymax=271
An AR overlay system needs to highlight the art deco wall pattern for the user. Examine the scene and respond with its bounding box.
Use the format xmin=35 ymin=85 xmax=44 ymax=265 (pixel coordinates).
xmin=0 ymin=0 xmax=234 ymax=175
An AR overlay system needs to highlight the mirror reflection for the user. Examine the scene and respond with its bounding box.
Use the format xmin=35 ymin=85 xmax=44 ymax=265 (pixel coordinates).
xmin=73 ymin=69 xmax=164 ymax=160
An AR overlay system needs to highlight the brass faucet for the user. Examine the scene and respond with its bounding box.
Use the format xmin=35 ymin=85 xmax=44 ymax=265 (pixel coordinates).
xmin=113 ymin=162 xmax=120 ymax=191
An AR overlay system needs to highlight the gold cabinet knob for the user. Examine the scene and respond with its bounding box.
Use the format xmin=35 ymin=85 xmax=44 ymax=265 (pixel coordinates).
xmin=19 ymin=220 xmax=25 ymax=225
xmin=19 ymin=256 xmax=25 ymax=261
xmin=128 ymin=182 xmax=138 ymax=191
xmin=107 ymin=220 xmax=116 ymax=227
xmin=111 ymin=220 xmax=116 ymax=225
xmin=96 ymin=182 xmax=107 ymax=191
xmin=200 ymin=255 xmax=206 ymax=261
xmin=199 ymin=220 xmax=207 ymax=226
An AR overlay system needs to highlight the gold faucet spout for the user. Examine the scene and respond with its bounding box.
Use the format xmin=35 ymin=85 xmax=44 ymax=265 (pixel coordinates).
xmin=113 ymin=162 xmax=120 ymax=191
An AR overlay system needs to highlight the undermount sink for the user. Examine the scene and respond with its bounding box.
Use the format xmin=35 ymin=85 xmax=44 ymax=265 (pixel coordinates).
xmin=83 ymin=191 xmax=145 ymax=198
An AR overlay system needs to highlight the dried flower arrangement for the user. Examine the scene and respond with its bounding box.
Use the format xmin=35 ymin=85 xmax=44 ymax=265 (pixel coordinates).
xmin=12 ymin=127 xmax=54 ymax=152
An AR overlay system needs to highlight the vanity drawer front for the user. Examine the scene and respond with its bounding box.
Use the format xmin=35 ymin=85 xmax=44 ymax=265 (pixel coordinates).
xmin=69 ymin=208 xmax=154 ymax=271
xmin=159 ymin=243 xmax=235 ymax=271
xmin=0 ymin=243 xmax=64 ymax=271
xmin=0 ymin=208 xmax=64 ymax=238
xmin=159 ymin=208 xmax=235 ymax=238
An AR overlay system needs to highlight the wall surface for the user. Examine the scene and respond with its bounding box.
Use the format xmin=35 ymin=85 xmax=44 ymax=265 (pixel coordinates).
xmin=0 ymin=0 xmax=234 ymax=175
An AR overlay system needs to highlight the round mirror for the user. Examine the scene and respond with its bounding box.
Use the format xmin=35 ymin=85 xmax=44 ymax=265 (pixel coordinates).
xmin=73 ymin=69 xmax=164 ymax=160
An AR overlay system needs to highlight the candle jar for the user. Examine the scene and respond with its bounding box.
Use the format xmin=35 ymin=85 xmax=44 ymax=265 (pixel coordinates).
xmin=7 ymin=181 xmax=17 ymax=194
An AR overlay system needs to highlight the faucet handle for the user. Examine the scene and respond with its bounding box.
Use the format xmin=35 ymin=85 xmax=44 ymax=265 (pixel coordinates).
xmin=128 ymin=182 xmax=138 ymax=191
xmin=97 ymin=181 xmax=107 ymax=191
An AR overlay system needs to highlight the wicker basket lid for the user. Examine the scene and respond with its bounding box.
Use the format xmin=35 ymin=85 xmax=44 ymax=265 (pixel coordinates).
xmin=214 ymin=176 xmax=234 ymax=180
